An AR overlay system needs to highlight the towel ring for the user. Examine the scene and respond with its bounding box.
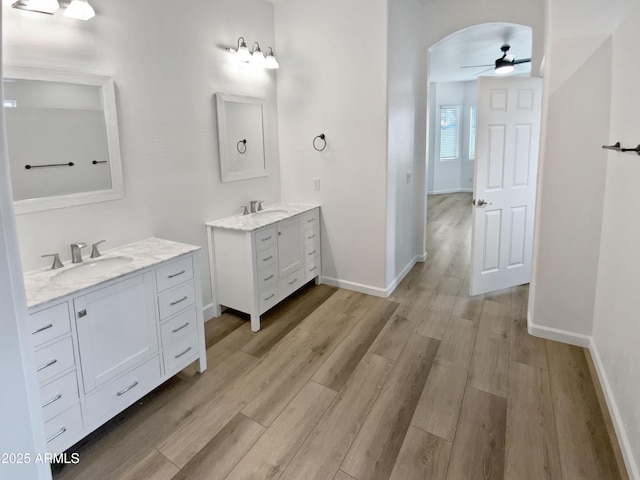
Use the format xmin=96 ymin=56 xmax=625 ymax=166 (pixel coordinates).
xmin=313 ymin=134 xmax=326 ymax=152
xmin=237 ymin=139 xmax=247 ymax=154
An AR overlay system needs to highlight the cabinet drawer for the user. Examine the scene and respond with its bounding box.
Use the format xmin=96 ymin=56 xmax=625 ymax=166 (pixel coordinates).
xmin=158 ymin=281 xmax=196 ymax=320
xmin=163 ymin=333 xmax=199 ymax=375
xmin=257 ymin=263 xmax=278 ymax=291
xmin=302 ymin=209 xmax=319 ymax=228
xmin=305 ymin=256 xmax=320 ymax=282
xmin=258 ymin=285 xmax=279 ymax=314
xmin=156 ymin=256 xmax=194 ymax=293
xmin=305 ymin=240 xmax=320 ymax=260
xmin=256 ymin=244 xmax=277 ymax=269
xmin=28 ymin=303 xmax=70 ymax=349
xmin=278 ymin=267 xmax=305 ymax=300
xmin=304 ymin=226 xmax=320 ymax=245
xmin=39 ymin=371 xmax=79 ymax=423
xmin=255 ymin=226 xmax=277 ymax=251
xmin=85 ymin=356 xmax=161 ymax=426
xmin=45 ymin=403 xmax=83 ymax=454
xmin=34 ymin=336 xmax=75 ymax=384
xmin=160 ymin=307 xmax=197 ymax=349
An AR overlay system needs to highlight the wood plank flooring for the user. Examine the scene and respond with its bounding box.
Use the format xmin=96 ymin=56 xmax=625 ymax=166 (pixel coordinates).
xmin=52 ymin=192 xmax=625 ymax=480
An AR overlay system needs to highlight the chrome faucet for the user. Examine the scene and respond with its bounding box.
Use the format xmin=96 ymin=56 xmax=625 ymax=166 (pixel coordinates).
xmin=42 ymin=253 xmax=64 ymax=270
xmin=250 ymin=200 xmax=264 ymax=213
xmin=90 ymin=240 xmax=106 ymax=258
xmin=70 ymin=242 xmax=87 ymax=264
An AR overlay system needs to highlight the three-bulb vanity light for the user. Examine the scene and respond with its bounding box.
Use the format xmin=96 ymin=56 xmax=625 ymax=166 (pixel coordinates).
xmin=227 ymin=37 xmax=280 ymax=69
xmin=9 ymin=0 xmax=95 ymax=20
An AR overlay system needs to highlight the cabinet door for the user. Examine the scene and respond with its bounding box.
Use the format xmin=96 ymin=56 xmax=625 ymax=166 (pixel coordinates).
xmin=74 ymin=272 xmax=158 ymax=393
xmin=277 ymin=217 xmax=304 ymax=278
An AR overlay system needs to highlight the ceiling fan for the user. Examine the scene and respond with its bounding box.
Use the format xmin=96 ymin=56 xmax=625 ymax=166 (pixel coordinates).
xmin=461 ymin=45 xmax=531 ymax=75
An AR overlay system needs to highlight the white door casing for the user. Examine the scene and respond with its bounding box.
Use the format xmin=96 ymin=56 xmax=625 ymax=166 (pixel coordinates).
xmin=470 ymin=76 xmax=542 ymax=295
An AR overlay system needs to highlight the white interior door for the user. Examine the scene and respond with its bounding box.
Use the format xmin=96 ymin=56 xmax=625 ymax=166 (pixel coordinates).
xmin=470 ymin=76 xmax=542 ymax=295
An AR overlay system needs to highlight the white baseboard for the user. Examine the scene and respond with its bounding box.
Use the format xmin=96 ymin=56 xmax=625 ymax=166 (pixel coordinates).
xmin=321 ymin=276 xmax=388 ymax=297
xmin=588 ymin=339 xmax=640 ymax=480
xmin=528 ymin=311 xmax=638 ymax=479
xmin=428 ymin=188 xmax=473 ymax=194
xmin=527 ymin=312 xmax=591 ymax=347
xmin=203 ymin=303 xmax=217 ymax=322
xmin=322 ymin=255 xmax=420 ymax=299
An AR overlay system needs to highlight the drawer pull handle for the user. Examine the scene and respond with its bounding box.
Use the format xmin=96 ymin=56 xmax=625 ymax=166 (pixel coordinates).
xmin=168 ymin=270 xmax=186 ymax=279
xmin=42 ymin=393 xmax=62 ymax=409
xmin=306 ymin=218 xmax=316 ymax=223
xmin=264 ymin=274 xmax=274 ymax=281
xmin=307 ymin=234 xmax=316 ymax=240
xmin=116 ymin=381 xmax=139 ymax=396
xmin=289 ymin=278 xmax=298 ymax=286
xmin=261 ymin=236 xmax=272 ymax=242
xmin=37 ymin=359 xmax=57 ymax=372
xmin=308 ymin=250 xmax=317 ymax=256
xmin=170 ymin=296 xmax=188 ymax=306
xmin=172 ymin=322 xmax=190 ymax=333
xmin=309 ymin=266 xmax=317 ymax=272
xmin=263 ymin=255 xmax=273 ymax=262
xmin=175 ymin=346 xmax=192 ymax=359
xmin=46 ymin=427 xmax=67 ymax=444
xmin=265 ymin=293 xmax=275 ymax=301
xmin=31 ymin=323 xmax=53 ymax=335
xmin=78 ymin=309 xmax=87 ymax=318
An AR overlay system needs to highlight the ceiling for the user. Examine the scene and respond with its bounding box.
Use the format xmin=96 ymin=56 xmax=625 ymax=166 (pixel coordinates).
xmin=429 ymin=23 xmax=532 ymax=83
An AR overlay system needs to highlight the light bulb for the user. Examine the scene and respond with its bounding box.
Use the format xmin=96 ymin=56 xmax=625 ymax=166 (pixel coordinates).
xmin=236 ymin=40 xmax=252 ymax=63
xmin=24 ymin=0 xmax=59 ymax=14
xmin=265 ymin=48 xmax=279 ymax=69
xmin=64 ymin=0 xmax=95 ymax=20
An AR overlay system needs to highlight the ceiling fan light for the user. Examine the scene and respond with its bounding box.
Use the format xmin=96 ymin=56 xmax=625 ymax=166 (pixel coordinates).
xmin=17 ymin=0 xmax=59 ymax=14
xmin=495 ymin=59 xmax=514 ymax=75
xmin=64 ymin=0 xmax=95 ymax=20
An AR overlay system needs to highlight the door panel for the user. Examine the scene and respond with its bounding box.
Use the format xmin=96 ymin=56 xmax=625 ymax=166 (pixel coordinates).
xmin=470 ymin=77 xmax=542 ymax=295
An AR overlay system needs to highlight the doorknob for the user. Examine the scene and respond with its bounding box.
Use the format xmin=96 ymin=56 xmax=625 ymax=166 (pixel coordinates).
xmin=473 ymin=198 xmax=492 ymax=207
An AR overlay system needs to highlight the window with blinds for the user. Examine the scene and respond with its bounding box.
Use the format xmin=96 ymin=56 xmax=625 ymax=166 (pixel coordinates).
xmin=439 ymin=106 xmax=460 ymax=160
xmin=469 ymin=105 xmax=477 ymax=159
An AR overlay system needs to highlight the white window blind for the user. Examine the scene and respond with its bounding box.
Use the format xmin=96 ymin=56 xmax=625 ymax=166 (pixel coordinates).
xmin=469 ymin=105 xmax=477 ymax=159
xmin=440 ymin=106 xmax=460 ymax=159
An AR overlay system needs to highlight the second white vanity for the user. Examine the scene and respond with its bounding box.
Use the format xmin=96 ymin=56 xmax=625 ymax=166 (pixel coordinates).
xmin=23 ymin=238 xmax=207 ymax=455
xmin=206 ymin=203 xmax=321 ymax=332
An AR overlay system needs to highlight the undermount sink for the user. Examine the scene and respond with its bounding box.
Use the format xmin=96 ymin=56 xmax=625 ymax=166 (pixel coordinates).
xmin=250 ymin=209 xmax=289 ymax=221
xmin=52 ymin=256 xmax=134 ymax=285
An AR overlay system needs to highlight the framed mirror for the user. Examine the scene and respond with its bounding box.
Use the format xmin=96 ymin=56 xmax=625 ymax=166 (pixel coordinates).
xmin=3 ymin=66 xmax=124 ymax=214
xmin=215 ymin=93 xmax=269 ymax=182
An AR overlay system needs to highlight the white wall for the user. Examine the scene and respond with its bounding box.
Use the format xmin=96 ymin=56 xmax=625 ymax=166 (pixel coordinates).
xmin=274 ymin=0 xmax=389 ymax=295
xmin=0 ymin=15 xmax=52 ymax=477
xmin=386 ymin=0 xmax=427 ymax=287
xmin=528 ymin=39 xmax=611 ymax=339
xmin=428 ymin=80 xmax=476 ymax=194
xmin=3 ymin=0 xmax=281 ymax=314
xmin=591 ymin=1 xmax=640 ymax=476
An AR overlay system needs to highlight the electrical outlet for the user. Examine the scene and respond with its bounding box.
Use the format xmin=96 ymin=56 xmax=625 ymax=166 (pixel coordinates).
xmin=313 ymin=178 xmax=320 ymax=191
xmin=406 ymin=171 xmax=412 ymax=184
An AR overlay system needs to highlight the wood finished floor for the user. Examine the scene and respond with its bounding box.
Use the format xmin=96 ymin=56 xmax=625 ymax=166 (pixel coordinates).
xmin=53 ymin=192 xmax=626 ymax=480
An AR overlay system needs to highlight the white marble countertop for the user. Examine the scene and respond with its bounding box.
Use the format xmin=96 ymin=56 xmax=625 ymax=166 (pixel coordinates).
xmin=24 ymin=237 xmax=200 ymax=310
xmin=206 ymin=202 xmax=320 ymax=231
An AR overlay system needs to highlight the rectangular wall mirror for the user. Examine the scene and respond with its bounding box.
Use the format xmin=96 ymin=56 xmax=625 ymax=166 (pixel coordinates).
xmin=215 ymin=93 xmax=269 ymax=182
xmin=4 ymin=66 xmax=124 ymax=214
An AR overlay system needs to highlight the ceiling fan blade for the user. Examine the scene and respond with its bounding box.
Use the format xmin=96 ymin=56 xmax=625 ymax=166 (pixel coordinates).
xmin=460 ymin=64 xmax=493 ymax=69
xmin=474 ymin=67 xmax=495 ymax=76
xmin=513 ymin=58 xmax=531 ymax=65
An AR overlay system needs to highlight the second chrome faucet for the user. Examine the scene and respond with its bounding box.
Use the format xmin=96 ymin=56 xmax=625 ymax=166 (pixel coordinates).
xmin=70 ymin=240 xmax=106 ymax=263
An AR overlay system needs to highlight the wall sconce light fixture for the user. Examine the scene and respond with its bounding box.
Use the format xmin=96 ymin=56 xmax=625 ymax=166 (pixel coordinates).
xmin=265 ymin=47 xmax=280 ymax=70
xmin=11 ymin=0 xmax=95 ymax=19
xmin=227 ymin=37 xmax=279 ymax=70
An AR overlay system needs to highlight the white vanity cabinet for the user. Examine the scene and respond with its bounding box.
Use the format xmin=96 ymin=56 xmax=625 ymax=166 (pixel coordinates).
xmin=23 ymin=239 xmax=207 ymax=455
xmin=207 ymin=204 xmax=321 ymax=332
